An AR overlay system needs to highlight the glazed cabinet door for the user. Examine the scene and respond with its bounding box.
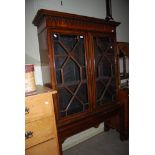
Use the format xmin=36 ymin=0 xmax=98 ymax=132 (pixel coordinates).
xmin=50 ymin=32 xmax=91 ymax=119
xmin=92 ymin=34 xmax=117 ymax=107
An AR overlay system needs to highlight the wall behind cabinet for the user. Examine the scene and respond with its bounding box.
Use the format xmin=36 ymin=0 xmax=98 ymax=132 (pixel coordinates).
xmin=25 ymin=0 xmax=129 ymax=84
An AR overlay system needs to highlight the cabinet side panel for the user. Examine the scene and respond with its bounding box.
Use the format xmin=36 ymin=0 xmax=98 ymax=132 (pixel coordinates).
xmin=38 ymin=30 xmax=51 ymax=87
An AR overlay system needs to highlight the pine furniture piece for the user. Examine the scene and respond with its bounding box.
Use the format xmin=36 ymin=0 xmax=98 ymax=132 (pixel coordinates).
xmin=25 ymin=86 xmax=60 ymax=155
xmin=33 ymin=9 xmax=125 ymax=153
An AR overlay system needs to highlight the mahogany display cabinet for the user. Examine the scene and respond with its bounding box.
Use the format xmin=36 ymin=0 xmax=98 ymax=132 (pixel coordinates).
xmin=33 ymin=9 xmax=125 ymax=152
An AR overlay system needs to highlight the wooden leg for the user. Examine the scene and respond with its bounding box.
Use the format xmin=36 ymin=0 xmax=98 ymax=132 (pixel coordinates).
xmin=58 ymin=134 xmax=63 ymax=155
xmin=104 ymin=121 xmax=110 ymax=132
xmin=123 ymin=130 xmax=129 ymax=140
xmin=119 ymin=104 xmax=125 ymax=140
xmin=94 ymin=123 xmax=100 ymax=128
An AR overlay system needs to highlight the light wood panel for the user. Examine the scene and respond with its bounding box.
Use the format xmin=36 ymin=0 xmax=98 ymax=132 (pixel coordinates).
xmin=25 ymin=116 xmax=55 ymax=149
xmin=25 ymin=139 xmax=59 ymax=155
xmin=25 ymin=93 xmax=54 ymax=123
xmin=25 ymin=86 xmax=60 ymax=155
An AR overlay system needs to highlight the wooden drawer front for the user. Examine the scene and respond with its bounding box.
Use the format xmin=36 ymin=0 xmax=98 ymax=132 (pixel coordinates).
xmin=25 ymin=93 xmax=54 ymax=123
xmin=25 ymin=117 xmax=55 ymax=149
xmin=25 ymin=139 xmax=59 ymax=155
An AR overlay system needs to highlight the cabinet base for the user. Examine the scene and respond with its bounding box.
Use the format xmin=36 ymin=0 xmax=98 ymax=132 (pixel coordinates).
xmin=58 ymin=104 xmax=124 ymax=143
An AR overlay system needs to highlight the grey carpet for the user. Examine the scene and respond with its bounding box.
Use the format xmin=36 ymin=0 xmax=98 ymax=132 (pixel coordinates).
xmin=63 ymin=129 xmax=129 ymax=155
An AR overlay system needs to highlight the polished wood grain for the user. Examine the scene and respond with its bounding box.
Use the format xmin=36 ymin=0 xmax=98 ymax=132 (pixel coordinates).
xmin=25 ymin=139 xmax=60 ymax=155
xmin=117 ymin=42 xmax=129 ymax=139
xmin=117 ymin=42 xmax=129 ymax=57
xmin=33 ymin=9 xmax=120 ymax=34
xmin=25 ymin=117 xmax=55 ymax=149
xmin=25 ymin=93 xmax=54 ymax=123
xmin=118 ymin=89 xmax=129 ymax=138
xmin=106 ymin=42 xmax=129 ymax=139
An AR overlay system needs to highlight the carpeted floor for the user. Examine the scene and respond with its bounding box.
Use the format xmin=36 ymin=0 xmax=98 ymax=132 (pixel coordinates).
xmin=63 ymin=129 xmax=129 ymax=155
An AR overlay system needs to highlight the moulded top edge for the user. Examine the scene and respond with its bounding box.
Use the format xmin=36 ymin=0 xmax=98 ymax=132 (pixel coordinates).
xmin=32 ymin=9 xmax=120 ymax=27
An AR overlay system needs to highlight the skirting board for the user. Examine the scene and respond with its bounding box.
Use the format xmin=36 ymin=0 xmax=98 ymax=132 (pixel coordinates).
xmin=62 ymin=123 xmax=104 ymax=151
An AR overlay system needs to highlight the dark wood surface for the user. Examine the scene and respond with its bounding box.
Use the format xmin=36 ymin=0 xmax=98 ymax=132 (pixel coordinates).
xmin=107 ymin=42 xmax=129 ymax=139
xmin=105 ymin=89 xmax=129 ymax=139
xmin=58 ymin=103 xmax=124 ymax=142
xmin=117 ymin=42 xmax=129 ymax=84
xmin=118 ymin=42 xmax=129 ymax=139
xmin=33 ymin=9 xmax=120 ymax=34
xmin=33 ymin=9 xmax=125 ymax=154
xmin=119 ymin=89 xmax=129 ymax=138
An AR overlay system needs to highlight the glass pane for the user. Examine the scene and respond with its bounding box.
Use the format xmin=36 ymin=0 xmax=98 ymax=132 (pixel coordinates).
xmin=82 ymin=67 xmax=86 ymax=80
xmin=97 ymin=58 xmax=112 ymax=77
xmin=54 ymin=42 xmax=66 ymax=55
xmin=72 ymin=37 xmax=85 ymax=66
xmin=56 ymin=70 xmax=62 ymax=84
xmin=96 ymin=80 xmax=106 ymax=100
xmin=67 ymin=98 xmax=83 ymax=116
xmin=76 ymin=83 xmax=88 ymax=104
xmin=55 ymin=56 xmax=67 ymax=69
xmin=60 ymin=35 xmax=78 ymax=52
xmin=58 ymin=88 xmax=72 ymax=111
xmin=93 ymin=36 xmax=116 ymax=105
xmin=53 ymin=33 xmax=89 ymax=118
xmin=63 ymin=59 xmax=80 ymax=83
xmin=67 ymin=84 xmax=78 ymax=93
